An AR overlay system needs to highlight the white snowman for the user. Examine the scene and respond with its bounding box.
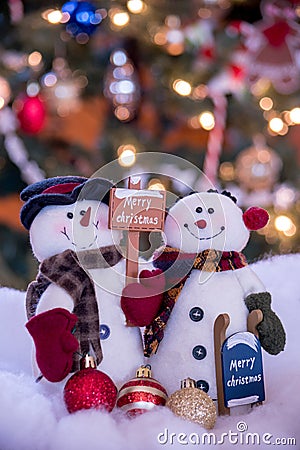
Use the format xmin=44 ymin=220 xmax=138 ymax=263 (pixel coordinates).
xmin=143 ymin=190 xmax=285 ymax=400
xmin=20 ymin=176 xmax=143 ymax=388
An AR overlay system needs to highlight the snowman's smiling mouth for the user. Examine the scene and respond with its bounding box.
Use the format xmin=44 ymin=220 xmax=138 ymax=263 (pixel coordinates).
xmin=184 ymin=223 xmax=225 ymax=240
xmin=61 ymin=227 xmax=98 ymax=249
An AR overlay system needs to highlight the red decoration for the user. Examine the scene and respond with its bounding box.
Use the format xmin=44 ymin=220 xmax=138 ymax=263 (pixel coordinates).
xmin=121 ymin=269 xmax=165 ymax=327
xmin=235 ymin=0 xmax=300 ymax=94
xmin=64 ymin=357 xmax=117 ymax=413
xmin=243 ymin=207 xmax=269 ymax=231
xmin=16 ymin=95 xmax=46 ymax=134
xmin=42 ymin=182 xmax=81 ymax=195
xmin=26 ymin=308 xmax=79 ymax=383
xmin=117 ymin=365 xmax=167 ymax=417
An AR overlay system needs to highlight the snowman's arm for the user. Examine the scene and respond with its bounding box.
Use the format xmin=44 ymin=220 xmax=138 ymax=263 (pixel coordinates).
xmin=36 ymin=283 xmax=73 ymax=314
xmin=26 ymin=284 xmax=78 ymax=382
xmin=235 ymin=266 xmax=286 ymax=355
xmin=234 ymin=265 xmax=266 ymax=297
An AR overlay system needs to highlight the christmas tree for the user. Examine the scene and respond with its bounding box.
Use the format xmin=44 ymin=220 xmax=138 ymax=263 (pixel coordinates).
xmin=0 ymin=0 xmax=299 ymax=289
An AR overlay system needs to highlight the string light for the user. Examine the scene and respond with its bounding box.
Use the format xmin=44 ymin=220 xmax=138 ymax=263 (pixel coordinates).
xmin=0 ymin=77 xmax=11 ymax=110
xmin=148 ymin=179 xmax=166 ymax=191
xmin=153 ymin=15 xmax=184 ymax=55
xmin=259 ymin=97 xmax=273 ymax=111
xmin=219 ymin=162 xmax=235 ymax=181
xmin=172 ymin=79 xmax=192 ymax=96
xmin=268 ymin=117 xmax=284 ymax=134
xmin=42 ymin=9 xmax=63 ymax=24
xmin=28 ymin=51 xmax=42 ymax=67
xmin=127 ymin=0 xmax=146 ymax=14
xmin=110 ymin=9 xmax=130 ymax=27
xmin=198 ymin=111 xmax=215 ymax=130
xmin=117 ymin=144 xmax=136 ymax=167
xmin=274 ymin=215 xmax=296 ymax=237
xmin=289 ymin=107 xmax=300 ymax=124
xmin=26 ymin=82 xmax=40 ymax=97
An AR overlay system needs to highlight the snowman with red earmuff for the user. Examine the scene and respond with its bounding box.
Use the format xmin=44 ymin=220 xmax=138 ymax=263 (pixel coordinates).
xmin=123 ymin=189 xmax=286 ymax=402
xmin=20 ymin=176 xmax=143 ymax=389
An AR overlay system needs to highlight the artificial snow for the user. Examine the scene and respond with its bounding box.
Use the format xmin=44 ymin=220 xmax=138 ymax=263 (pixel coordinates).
xmin=0 ymin=253 xmax=299 ymax=450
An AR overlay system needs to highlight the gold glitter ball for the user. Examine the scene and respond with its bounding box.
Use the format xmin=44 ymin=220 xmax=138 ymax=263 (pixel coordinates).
xmin=166 ymin=387 xmax=216 ymax=429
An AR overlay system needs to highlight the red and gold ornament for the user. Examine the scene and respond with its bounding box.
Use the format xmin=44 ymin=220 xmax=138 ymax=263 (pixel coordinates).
xmin=64 ymin=355 xmax=117 ymax=413
xmin=117 ymin=365 xmax=167 ymax=417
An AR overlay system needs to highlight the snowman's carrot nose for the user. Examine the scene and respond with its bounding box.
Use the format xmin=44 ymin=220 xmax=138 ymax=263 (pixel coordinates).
xmin=80 ymin=207 xmax=91 ymax=227
xmin=194 ymin=219 xmax=207 ymax=229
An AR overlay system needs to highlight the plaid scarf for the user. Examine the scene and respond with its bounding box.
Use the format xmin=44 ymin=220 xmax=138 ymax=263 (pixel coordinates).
xmin=26 ymin=246 xmax=123 ymax=372
xmin=144 ymin=246 xmax=247 ymax=357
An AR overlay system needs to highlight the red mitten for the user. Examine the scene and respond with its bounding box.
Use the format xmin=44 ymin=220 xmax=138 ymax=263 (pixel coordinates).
xmin=26 ymin=308 xmax=79 ymax=382
xmin=121 ymin=269 xmax=165 ymax=327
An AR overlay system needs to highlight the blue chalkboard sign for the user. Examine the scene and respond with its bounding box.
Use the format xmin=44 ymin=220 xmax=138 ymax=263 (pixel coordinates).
xmin=221 ymin=332 xmax=265 ymax=407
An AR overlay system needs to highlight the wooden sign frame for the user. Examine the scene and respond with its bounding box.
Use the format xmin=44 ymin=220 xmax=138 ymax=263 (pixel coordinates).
xmin=109 ymin=177 xmax=166 ymax=284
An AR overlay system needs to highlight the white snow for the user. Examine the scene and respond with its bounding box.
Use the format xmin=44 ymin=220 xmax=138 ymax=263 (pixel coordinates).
xmin=114 ymin=188 xmax=164 ymax=199
xmin=0 ymin=253 xmax=299 ymax=450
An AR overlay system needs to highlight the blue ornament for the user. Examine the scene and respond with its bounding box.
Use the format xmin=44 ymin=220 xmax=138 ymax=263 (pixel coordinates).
xmin=62 ymin=1 xmax=102 ymax=37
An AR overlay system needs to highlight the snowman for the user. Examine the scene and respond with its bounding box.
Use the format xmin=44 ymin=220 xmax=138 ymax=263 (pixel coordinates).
xmin=20 ymin=176 xmax=143 ymax=387
xmin=141 ymin=190 xmax=285 ymax=400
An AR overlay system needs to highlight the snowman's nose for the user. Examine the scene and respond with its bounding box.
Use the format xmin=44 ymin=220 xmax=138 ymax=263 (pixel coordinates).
xmin=80 ymin=207 xmax=91 ymax=227
xmin=194 ymin=219 xmax=207 ymax=229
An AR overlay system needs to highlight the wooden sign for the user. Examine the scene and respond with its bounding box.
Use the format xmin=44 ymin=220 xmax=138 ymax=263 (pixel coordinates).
xmin=109 ymin=188 xmax=166 ymax=232
xmin=221 ymin=331 xmax=265 ymax=408
xmin=108 ymin=177 xmax=166 ymax=288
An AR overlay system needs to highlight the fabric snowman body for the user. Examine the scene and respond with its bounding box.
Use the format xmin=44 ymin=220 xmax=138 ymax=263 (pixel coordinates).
xmin=21 ymin=177 xmax=143 ymax=387
xmin=145 ymin=191 xmax=285 ymax=400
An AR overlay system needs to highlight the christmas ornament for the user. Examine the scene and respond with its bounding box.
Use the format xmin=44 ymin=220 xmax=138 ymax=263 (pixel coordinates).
xmin=104 ymin=49 xmax=140 ymax=122
xmin=62 ymin=1 xmax=103 ymax=38
xmin=235 ymin=142 xmax=282 ymax=191
xmin=64 ymin=355 xmax=117 ymax=413
xmin=116 ymin=365 xmax=167 ymax=417
xmin=15 ymin=95 xmax=46 ymax=134
xmin=234 ymin=0 xmax=300 ymax=94
xmin=166 ymin=378 xmax=216 ymax=430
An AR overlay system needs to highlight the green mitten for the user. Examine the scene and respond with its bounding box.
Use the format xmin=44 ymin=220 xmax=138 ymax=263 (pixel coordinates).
xmin=245 ymin=292 xmax=286 ymax=355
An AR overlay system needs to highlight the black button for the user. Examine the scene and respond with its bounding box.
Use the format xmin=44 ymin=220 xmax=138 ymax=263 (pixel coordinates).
xmin=100 ymin=324 xmax=110 ymax=340
xmin=192 ymin=345 xmax=207 ymax=360
xmin=189 ymin=307 xmax=204 ymax=322
xmin=196 ymin=380 xmax=209 ymax=393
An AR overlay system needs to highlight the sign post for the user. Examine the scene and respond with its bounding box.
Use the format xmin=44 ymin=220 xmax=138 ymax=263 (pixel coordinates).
xmin=109 ymin=177 xmax=166 ymax=285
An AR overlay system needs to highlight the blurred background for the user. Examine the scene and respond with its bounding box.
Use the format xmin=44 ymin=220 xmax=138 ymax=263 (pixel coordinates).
xmin=0 ymin=0 xmax=299 ymax=289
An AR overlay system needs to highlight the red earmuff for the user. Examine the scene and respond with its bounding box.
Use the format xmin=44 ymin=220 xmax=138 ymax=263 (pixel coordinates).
xmin=242 ymin=207 xmax=269 ymax=231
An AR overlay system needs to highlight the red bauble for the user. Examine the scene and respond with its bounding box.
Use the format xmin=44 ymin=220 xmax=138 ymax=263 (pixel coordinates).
xmin=16 ymin=95 xmax=46 ymax=134
xmin=117 ymin=365 xmax=167 ymax=417
xmin=64 ymin=366 xmax=117 ymax=414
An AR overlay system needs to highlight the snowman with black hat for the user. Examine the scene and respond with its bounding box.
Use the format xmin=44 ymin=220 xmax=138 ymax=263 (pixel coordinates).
xmin=20 ymin=176 xmax=143 ymax=387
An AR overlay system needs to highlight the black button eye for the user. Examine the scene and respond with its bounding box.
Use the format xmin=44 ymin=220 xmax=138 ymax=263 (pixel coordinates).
xmin=67 ymin=212 xmax=73 ymax=219
xmin=80 ymin=210 xmax=86 ymax=216
xmin=196 ymin=206 xmax=203 ymax=213
xmin=208 ymin=208 xmax=214 ymax=214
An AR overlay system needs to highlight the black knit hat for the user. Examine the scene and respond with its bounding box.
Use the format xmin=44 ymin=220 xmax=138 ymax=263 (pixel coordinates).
xmin=20 ymin=176 xmax=113 ymax=230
